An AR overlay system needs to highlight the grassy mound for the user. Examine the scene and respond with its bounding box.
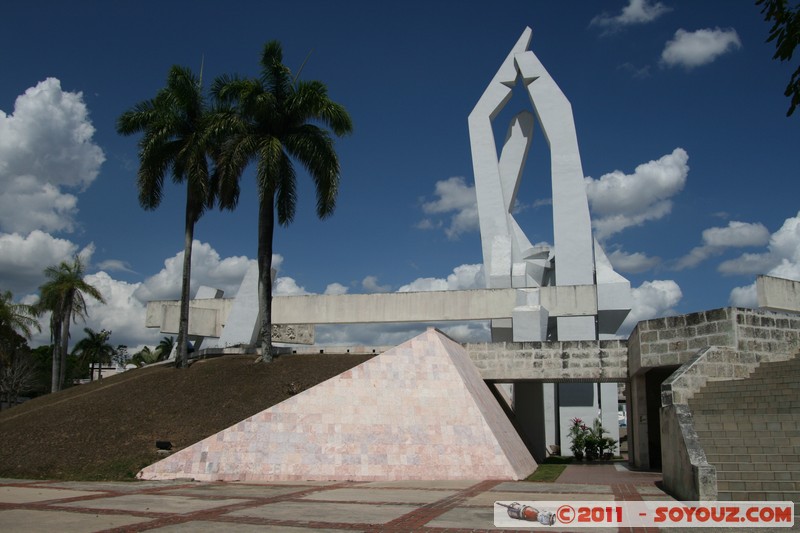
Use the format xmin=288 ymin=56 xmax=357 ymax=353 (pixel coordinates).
xmin=0 ymin=353 xmax=373 ymax=480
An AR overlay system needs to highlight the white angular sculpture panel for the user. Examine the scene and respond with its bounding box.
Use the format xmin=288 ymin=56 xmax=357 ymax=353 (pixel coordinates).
xmin=469 ymin=27 xmax=631 ymax=342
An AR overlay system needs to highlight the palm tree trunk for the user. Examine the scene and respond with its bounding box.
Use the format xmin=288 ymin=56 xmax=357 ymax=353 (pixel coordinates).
xmin=176 ymin=194 xmax=195 ymax=369
xmin=58 ymin=299 xmax=72 ymax=391
xmin=50 ymin=317 xmax=61 ymax=393
xmin=258 ymin=193 xmax=275 ymax=363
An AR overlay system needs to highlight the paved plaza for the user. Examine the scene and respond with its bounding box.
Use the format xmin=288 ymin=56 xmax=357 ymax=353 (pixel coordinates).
xmin=1 ymin=464 xmax=668 ymax=532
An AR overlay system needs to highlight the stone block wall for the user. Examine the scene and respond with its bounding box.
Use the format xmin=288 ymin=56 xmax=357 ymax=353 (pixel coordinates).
xmin=651 ymin=308 xmax=800 ymax=502
xmin=629 ymin=307 xmax=800 ymax=377
xmin=468 ymin=340 xmax=628 ymax=381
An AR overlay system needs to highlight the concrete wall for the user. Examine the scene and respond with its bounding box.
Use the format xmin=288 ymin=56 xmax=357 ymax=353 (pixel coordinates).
xmin=468 ymin=339 xmax=627 ymax=381
xmin=627 ymin=308 xmax=800 ymax=501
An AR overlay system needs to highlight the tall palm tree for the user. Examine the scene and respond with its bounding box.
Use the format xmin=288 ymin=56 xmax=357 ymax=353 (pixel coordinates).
xmin=0 ymin=290 xmax=40 ymax=341
xmin=117 ymin=65 xmax=219 ymax=369
xmin=213 ymin=41 xmax=353 ymax=362
xmin=37 ymin=256 xmax=105 ymax=392
xmin=71 ymin=328 xmax=114 ymax=381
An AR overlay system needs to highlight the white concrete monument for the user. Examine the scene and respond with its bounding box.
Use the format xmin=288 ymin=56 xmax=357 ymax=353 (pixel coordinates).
xmin=468 ymin=27 xmax=631 ymax=342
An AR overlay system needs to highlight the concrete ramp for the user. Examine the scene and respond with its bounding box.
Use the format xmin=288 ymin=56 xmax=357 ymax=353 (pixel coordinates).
xmin=138 ymin=328 xmax=536 ymax=482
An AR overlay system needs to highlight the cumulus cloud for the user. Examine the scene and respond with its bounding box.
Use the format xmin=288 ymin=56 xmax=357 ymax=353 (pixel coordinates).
xmin=81 ymin=272 xmax=161 ymax=349
xmin=274 ymin=277 xmax=310 ymax=296
xmin=133 ymin=241 xmax=256 ymax=301
xmin=729 ymin=283 xmax=758 ymax=308
xmin=673 ymin=221 xmax=770 ymax=270
xmin=324 ymin=282 xmax=349 ymax=295
xmin=726 ymin=212 xmax=800 ymax=306
xmin=398 ymin=263 xmax=485 ymax=292
xmin=586 ymin=148 xmax=689 ymax=240
xmin=0 ymin=230 xmax=95 ymax=297
xmin=661 ymin=28 xmax=742 ymax=69
xmin=608 ymin=249 xmax=661 ymax=274
xmin=720 ymin=213 xmax=800 ymax=276
xmin=0 ymin=78 xmax=105 ymax=234
xmin=418 ymin=176 xmax=479 ymax=239
xmin=619 ymin=279 xmax=683 ymax=335
xmin=591 ymin=0 xmax=671 ymax=31
xmin=362 ymin=275 xmax=391 ymax=293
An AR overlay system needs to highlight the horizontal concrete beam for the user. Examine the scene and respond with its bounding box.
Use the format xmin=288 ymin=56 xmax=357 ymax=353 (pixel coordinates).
xmin=272 ymin=286 xmax=597 ymax=325
xmin=146 ymin=286 xmax=599 ymax=338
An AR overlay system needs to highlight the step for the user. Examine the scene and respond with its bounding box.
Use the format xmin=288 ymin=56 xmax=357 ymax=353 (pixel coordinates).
xmin=693 ymin=408 xmax=800 ymax=415
xmin=712 ymin=462 xmax=800 ymax=473
xmin=696 ymin=429 xmax=800 ymax=439
xmin=693 ymin=419 xmax=800 ymax=433
xmin=697 ymin=381 xmax=800 ymax=393
xmin=717 ymin=490 xmax=800 ymax=504
xmin=706 ymin=453 xmax=800 ymax=464
xmin=698 ymin=436 xmax=800 ymax=447
xmin=717 ymin=470 xmax=800 ymax=481
xmin=692 ymin=390 xmax=800 ymax=402
xmin=718 ymin=480 xmax=800 ymax=492
xmin=702 ymin=445 xmax=800 ymax=456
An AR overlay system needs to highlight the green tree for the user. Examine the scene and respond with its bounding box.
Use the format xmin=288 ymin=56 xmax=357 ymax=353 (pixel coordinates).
xmin=130 ymin=346 xmax=159 ymax=367
xmin=213 ymin=41 xmax=353 ymax=362
xmin=156 ymin=335 xmax=175 ymax=361
xmin=0 ymin=290 xmax=40 ymax=340
xmin=117 ymin=65 xmax=220 ymax=369
xmin=71 ymin=328 xmax=114 ymax=382
xmin=757 ymin=0 xmax=800 ymax=116
xmin=37 ymin=256 xmax=105 ymax=392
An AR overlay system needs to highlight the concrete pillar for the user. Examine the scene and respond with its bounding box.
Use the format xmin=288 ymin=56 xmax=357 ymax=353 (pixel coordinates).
xmin=513 ymin=382 xmax=550 ymax=461
xmin=628 ymin=373 xmax=650 ymax=468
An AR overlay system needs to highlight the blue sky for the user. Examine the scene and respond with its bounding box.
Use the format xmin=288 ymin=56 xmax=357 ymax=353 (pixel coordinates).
xmin=1 ymin=0 xmax=798 ymax=350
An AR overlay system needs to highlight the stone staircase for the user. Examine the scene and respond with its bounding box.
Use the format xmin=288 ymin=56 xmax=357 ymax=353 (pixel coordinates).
xmin=690 ymin=356 xmax=800 ymax=502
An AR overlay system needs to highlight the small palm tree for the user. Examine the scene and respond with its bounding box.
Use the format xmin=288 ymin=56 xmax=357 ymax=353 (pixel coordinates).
xmin=37 ymin=256 xmax=105 ymax=392
xmin=0 ymin=290 xmax=40 ymax=341
xmin=130 ymin=346 xmax=159 ymax=367
xmin=71 ymin=328 xmax=114 ymax=381
xmin=213 ymin=41 xmax=352 ymax=362
xmin=156 ymin=335 xmax=175 ymax=361
xmin=117 ymin=65 xmax=221 ymax=369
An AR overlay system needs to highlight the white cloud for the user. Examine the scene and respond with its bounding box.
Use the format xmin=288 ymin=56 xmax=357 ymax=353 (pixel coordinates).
xmin=0 ymin=78 xmax=105 ymax=234
xmin=726 ymin=212 xmax=800 ymax=305
xmin=674 ymin=221 xmax=770 ymax=270
xmin=398 ymin=263 xmax=485 ymax=292
xmin=608 ymin=249 xmax=661 ymax=274
xmin=729 ymin=283 xmax=757 ymax=308
xmin=586 ymin=148 xmax=689 ymax=240
xmin=324 ymin=282 xmax=349 ymax=295
xmin=720 ymin=212 xmax=800 ymax=276
xmin=81 ymin=272 xmax=161 ymax=349
xmin=591 ymin=0 xmax=671 ymax=31
xmin=619 ymin=279 xmax=683 ymax=335
xmin=274 ymin=277 xmax=310 ymax=296
xmin=418 ymin=176 xmax=479 ymax=239
xmin=0 ymin=230 xmax=95 ymax=297
xmin=661 ymin=28 xmax=742 ymax=69
xmin=362 ymin=275 xmax=391 ymax=293
xmin=96 ymin=259 xmax=136 ymax=274
xmin=133 ymin=241 xmax=256 ymax=301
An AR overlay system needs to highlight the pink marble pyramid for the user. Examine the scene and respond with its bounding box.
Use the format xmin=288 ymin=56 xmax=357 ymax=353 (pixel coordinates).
xmin=139 ymin=328 xmax=536 ymax=482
